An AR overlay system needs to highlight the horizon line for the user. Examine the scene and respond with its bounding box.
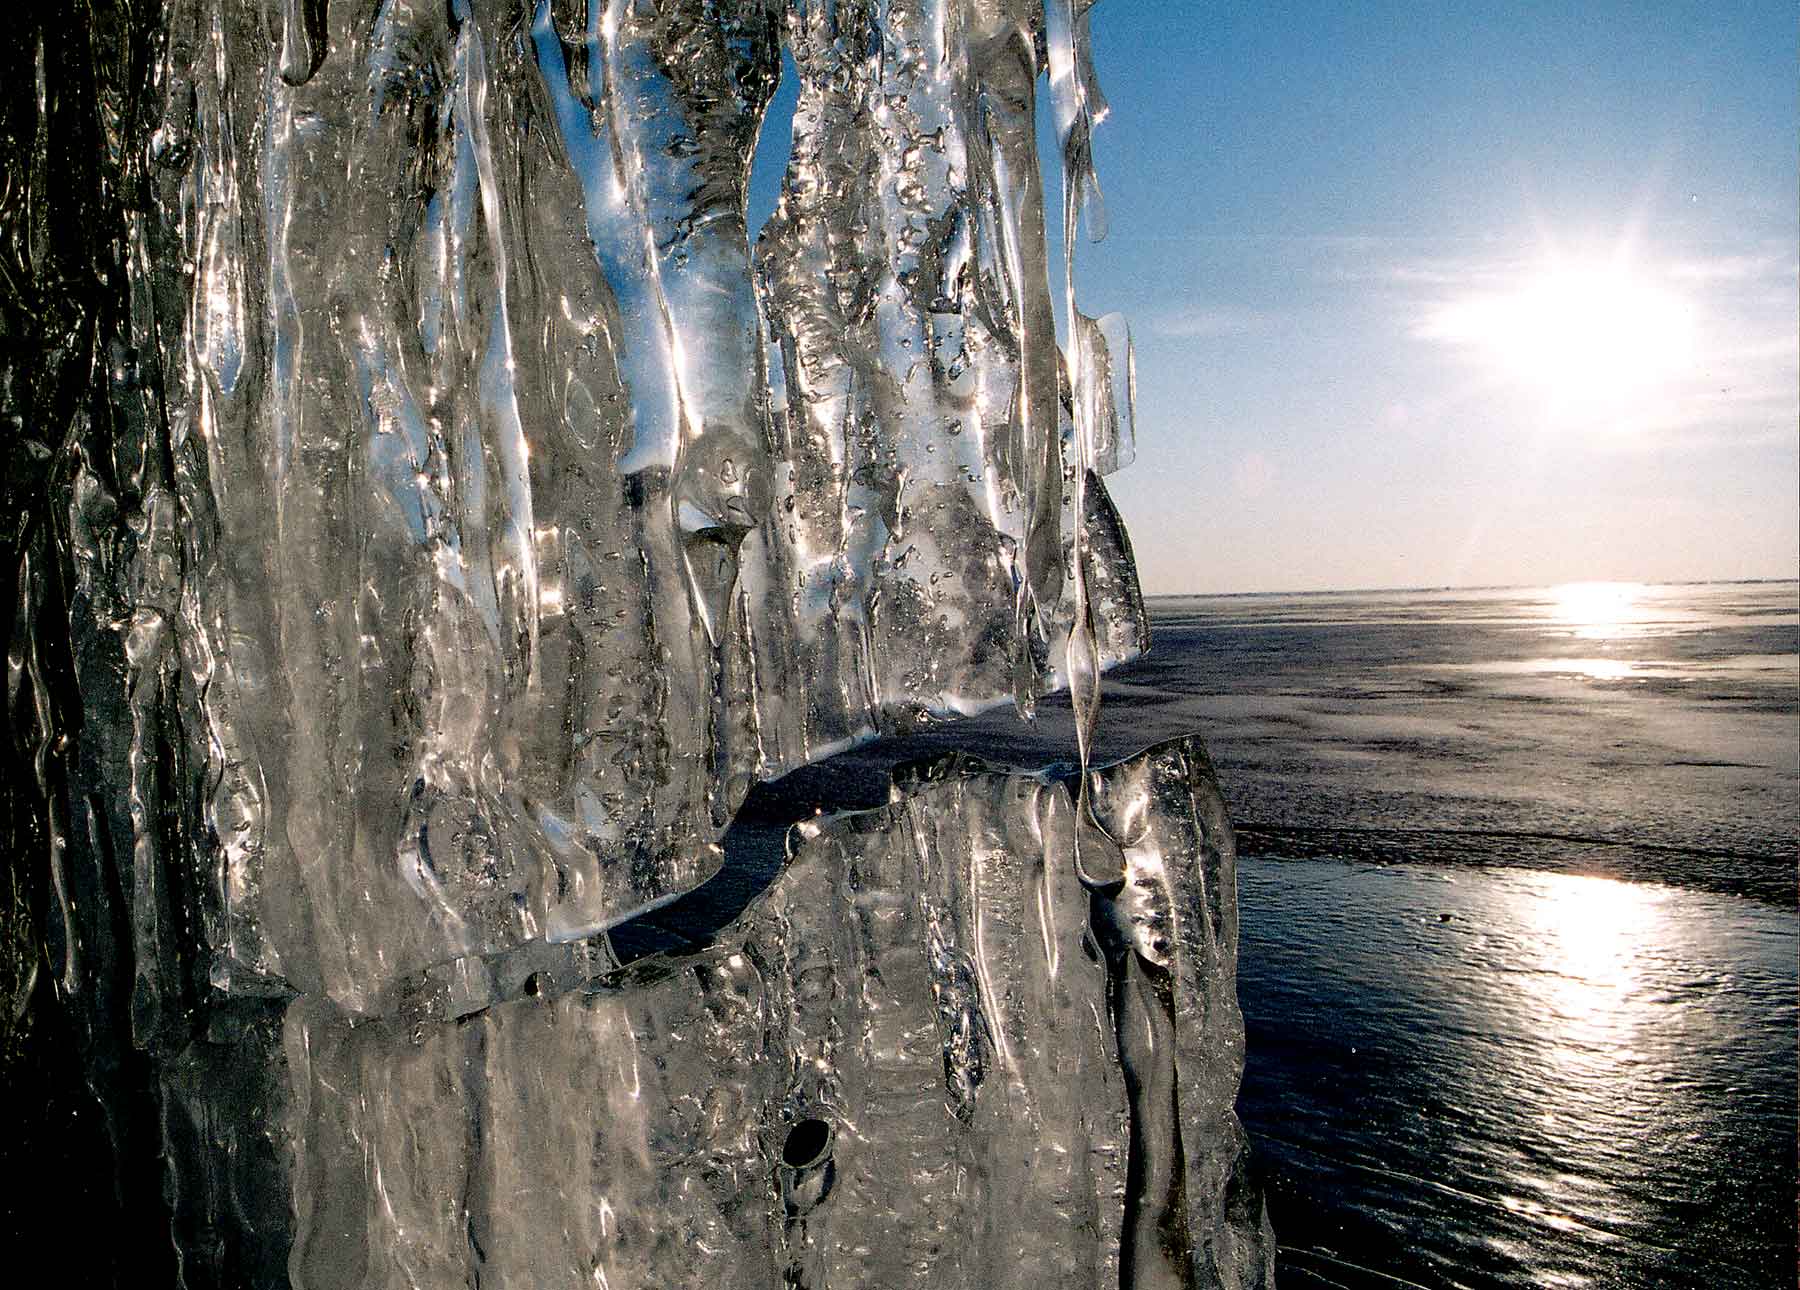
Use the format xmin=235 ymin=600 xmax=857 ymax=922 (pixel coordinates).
xmin=1142 ymin=575 xmax=1800 ymax=600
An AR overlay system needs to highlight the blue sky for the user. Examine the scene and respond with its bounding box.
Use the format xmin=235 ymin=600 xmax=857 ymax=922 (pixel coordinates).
xmin=753 ymin=2 xmax=1798 ymax=594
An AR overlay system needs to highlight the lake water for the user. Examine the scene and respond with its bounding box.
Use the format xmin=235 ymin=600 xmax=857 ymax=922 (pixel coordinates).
xmin=1153 ymin=581 xmax=1797 ymax=1287
xmin=1237 ymin=856 xmax=1795 ymax=1288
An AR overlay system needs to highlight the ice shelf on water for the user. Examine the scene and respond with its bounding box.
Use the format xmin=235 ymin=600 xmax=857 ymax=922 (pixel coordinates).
xmin=2 ymin=0 xmax=1275 ymax=1286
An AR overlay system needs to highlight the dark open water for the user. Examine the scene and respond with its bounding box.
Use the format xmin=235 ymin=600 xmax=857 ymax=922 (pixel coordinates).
xmin=1237 ymin=856 xmax=1794 ymax=1288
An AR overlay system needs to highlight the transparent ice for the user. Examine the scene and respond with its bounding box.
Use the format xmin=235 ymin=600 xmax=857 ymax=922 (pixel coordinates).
xmin=3 ymin=0 xmax=1271 ymax=1284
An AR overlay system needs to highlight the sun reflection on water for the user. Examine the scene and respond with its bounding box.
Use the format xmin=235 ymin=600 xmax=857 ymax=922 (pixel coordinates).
xmin=1543 ymin=657 xmax=1636 ymax=681
xmin=1547 ymin=581 xmax=1645 ymax=640
xmin=1521 ymin=871 xmax=1670 ymax=1033
xmin=1470 ymin=872 xmax=1681 ymax=1260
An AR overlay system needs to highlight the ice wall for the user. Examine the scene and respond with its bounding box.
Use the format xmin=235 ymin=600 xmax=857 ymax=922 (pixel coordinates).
xmin=1 ymin=1 xmax=1271 ymax=1285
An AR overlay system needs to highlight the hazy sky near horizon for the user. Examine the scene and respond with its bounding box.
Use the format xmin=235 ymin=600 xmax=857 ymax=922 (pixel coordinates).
xmin=753 ymin=2 xmax=1799 ymax=595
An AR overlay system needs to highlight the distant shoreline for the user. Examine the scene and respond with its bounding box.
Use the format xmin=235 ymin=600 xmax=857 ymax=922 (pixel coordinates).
xmin=1144 ymin=576 xmax=1800 ymax=600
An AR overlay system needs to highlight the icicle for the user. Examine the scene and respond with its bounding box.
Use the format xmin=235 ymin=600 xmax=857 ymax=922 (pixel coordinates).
xmin=1045 ymin=0 xmax=1137 ymax=884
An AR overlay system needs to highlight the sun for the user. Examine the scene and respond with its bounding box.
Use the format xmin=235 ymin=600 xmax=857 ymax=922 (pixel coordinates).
xmin=1423 ymin=255 xmax=1697 ymax=418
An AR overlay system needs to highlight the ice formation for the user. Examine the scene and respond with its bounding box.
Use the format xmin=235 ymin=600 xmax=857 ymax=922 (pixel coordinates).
xmin=2 ymin=0 xmax=1271 ymax=1285
xmin=117 ymin=0 xmax=1147 ymax=1013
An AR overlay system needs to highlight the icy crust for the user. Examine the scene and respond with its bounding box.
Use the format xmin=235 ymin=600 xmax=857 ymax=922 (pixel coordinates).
xmin=130 ymin=0 xmax=1146 ymax=1011
xmin=265 ymin=737 xmax=1273 ymax=1289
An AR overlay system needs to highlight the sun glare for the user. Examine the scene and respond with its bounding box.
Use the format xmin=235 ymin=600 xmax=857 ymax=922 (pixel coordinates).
xmin=1424 ymin=257 xmax=1697 ymax=420
xmin=1521 ymin=871 xmax=1669 ymax=1044
xmin=1549 ymin=581 xmax=1643 ymax=637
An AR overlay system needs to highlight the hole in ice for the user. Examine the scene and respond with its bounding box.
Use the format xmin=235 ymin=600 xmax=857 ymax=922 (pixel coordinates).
xmin=747 ymin=48 xmax=800 ymax=242
xmin=782 ymin=1116 xmax=833 ymax=1169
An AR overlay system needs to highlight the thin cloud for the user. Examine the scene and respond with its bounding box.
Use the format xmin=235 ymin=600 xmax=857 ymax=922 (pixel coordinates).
xmin=1145 ymin=305 xmax=1279 ymax=340
xmin=1665 ymin=247 xmax=1797 ymax=286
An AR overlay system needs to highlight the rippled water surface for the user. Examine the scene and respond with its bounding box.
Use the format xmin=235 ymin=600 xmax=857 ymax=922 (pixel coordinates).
xmin=1235 ymin=856 xmax=1797 ymax=1288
